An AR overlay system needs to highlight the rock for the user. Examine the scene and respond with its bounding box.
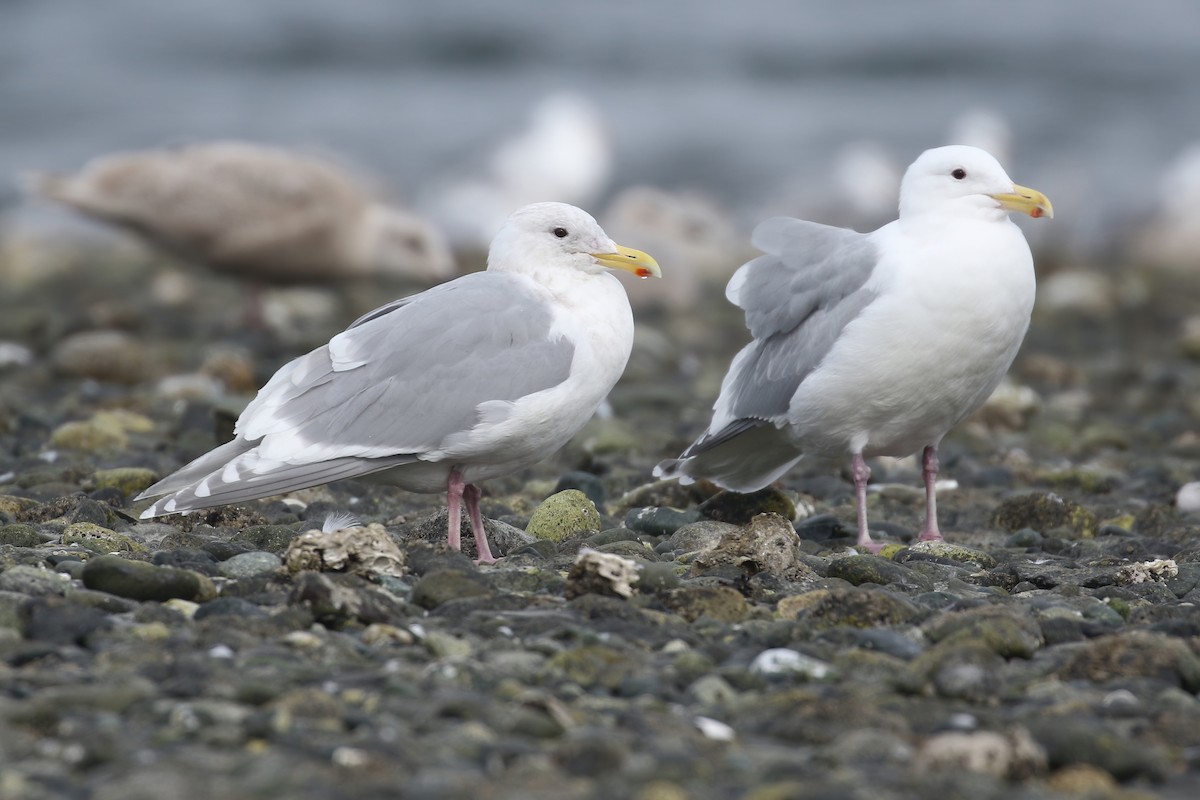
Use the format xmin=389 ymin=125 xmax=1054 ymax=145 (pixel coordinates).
xmin=411 ymin=569 xmax=492 ymax=610
xmin=698 ymin=488 xmax=795 ymax=524
xmin=0 ymin=524 xmax=44 ymax=547
xmin=688 ymin=674 xmax=738 ymax=707
xmin=1113 ymin=558 xmax=1178 ymax=585
xmin=545 ymin=645 xmax=632 ymax=690
xmin=525 ymin=490 xmax=602 ymax=542
xmin=1026 ymin=718 xmax=1172 ymax=782
xmin=897 ymin=540 xmax=998 ymax=568
xmin=923 ymin=607 xmax=1044 ymax=658
xmin=19 ymin=596 xmax=113 ymax=644
xmin=82 ymin=554 xmax=215 ymax=602
xmin=915 ymin=727 xmax=1047 ymax=779
xmin=689 ymin=514 xmax=814 ymax=581
xmin=0 ymin=565 xmax=70 ymax=597
xmin=553 ymin=471 xmax=607 ymax=510
xmin=288 ymin=571 xmax=404 ymax=626
xmin=778 ymin=588 xmax=922 ymax=629
xmin=193 ymin=597 xmax=270 ymax=620
xmin=749 ymin=648 xmax=834 ymax=680
xmin=660 ymin=520 xmax=737 ymax=557
xmin=635 ymin=562 xmax=682 ymax=594
xmin=218 ymin=551 xmax=283 ymax=579
xmin=68 ymin=498 xmax=117 ymax=527
xmin=1055 ymin=631 xmax=1200 ymax=691
xmin=230 ymin=524 xmax=299 ymax=553
xmin=283 ymin=523 xmax=405 ymax=578
xmin=51 ymin=330 xmax=149 ymax=384
xmin=991 ymin=492 xmax=1098 ymax=538
xmin=0 ymin=495 xmax=39 ymax=518
xmin=1177 ymin=481 xmax=1200 ymax=513
xmin=826 ymin=555 xmax=932 ymax=591
xmin=662 ymin=586 xmax=749 ymax=623
xmin=407 ymin=508 xmax=536 ymax=560
xmin=62 ymin=522 xmax=147 ymax=554
xmin=92 ymin=467 xmax=159 ymax=497
xmin=564 ymin=549 xmax=640 ymax=600
xmin=624 ymin=506 xmax=701 ymax=536
xmin=50 ymin=417 xmax=129 ymax=452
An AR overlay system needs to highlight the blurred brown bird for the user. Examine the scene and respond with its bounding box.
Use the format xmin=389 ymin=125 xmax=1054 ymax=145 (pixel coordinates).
xmin=26 ymin=140 xmax=455 ymax=285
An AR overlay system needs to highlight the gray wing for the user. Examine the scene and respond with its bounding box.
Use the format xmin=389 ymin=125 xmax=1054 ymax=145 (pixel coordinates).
xmin=238 ymin=270 xmax=574 ymax=458
xmin=678 ymin=218 xmax=879 ymax=462
xmin=139 ymin=271 xmax=575 ymax=513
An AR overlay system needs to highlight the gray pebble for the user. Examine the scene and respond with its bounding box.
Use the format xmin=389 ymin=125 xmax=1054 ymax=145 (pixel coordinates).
xmin=218 ymin=551 xmax=282 ymax=579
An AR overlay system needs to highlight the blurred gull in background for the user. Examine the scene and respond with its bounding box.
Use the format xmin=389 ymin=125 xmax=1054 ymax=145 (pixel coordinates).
xmin=421 ymin=92 xmax=613 ymax=249
xmin=24 ymin=141 xmax=455 ymax=285
xmin=1130 ymin=142 xmax=1200 ymax=271
xmin=601 ymin=186 xmax=744 ymax=310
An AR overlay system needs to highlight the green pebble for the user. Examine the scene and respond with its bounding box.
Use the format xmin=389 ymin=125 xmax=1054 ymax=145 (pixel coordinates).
xmin=93 ymin=467 xmax=159 ymax=497
xmin=525 ymin=489 xmax=602 ymax=542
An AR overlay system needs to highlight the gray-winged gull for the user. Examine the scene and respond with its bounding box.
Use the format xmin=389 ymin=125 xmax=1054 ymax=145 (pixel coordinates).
xmin=26 ymin=141 xmax=455 ymax=283
xmin=656 ymin=145 xmax=1052 ymax=551
xmin=137 ymin=202 xmax=660 ymax=563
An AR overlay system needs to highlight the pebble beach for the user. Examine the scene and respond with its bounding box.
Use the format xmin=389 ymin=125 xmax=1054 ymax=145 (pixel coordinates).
xmin=1 ymin=231 xmax=1199 ymax=799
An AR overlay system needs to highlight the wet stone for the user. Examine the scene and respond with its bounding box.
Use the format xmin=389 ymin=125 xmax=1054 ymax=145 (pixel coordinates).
xmin=230 ymin=524 xmax=300 ymax=553
xmin=0 ymin=565 xmax=70 ymax=597
xmin=698 ymin=487 xmax=795 ymax=524
xmin=82 ymin=554 xmax=215 ymax=602
xmin=219 ymin=551 xmax=283 ymax=579
xmin=525 ymin=490 xmax=603 ymax=542
xmin=897 ymin=540 xmax=998 ymax=568
xmin=553 ymin=471 xmax=608 ymax=511
xmin=193 ymin=596 xmax=271 ymax=621
xmin=826 ymin=555 xmax=933 ymax=591
xmin=411 ymin=568 xmax=493 ymax=610
xmin=991 ymin=492 xmax=1098 ymax=538
xmin=661 ymin=586 xmax=749 ymax=623
xmin=781 ymin=588 xmax=923 ymax=629
xmin=19 ymin=596 xmax=113 ymax=645
xmin=690 ymin=514 xmax=813 ymax=581
xmin=624 ymin=506 xmax=702 ymax=537
xmin=0 ymin=524 xmax=45 ymax=547
xmin=659 ymin=520 xmax=737 ymax=557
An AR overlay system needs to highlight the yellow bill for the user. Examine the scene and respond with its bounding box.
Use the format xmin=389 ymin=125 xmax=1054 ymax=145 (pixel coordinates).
xmin=990 ymin=183 xmax=1054 ymax=219
xmin=592 ymin=244 xmax=662 ymax=278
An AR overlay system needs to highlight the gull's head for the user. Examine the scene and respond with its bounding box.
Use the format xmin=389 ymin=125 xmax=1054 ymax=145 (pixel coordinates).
xmin=361 ymin=205 xmax=457 ymax=279
xmin=898 ymin=145 xmax=1053 ymax=221
xmin=488 ymin=201 xmax=660 ymax=278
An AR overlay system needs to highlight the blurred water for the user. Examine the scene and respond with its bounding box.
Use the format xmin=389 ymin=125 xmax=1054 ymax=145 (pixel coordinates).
xmin=2 ymin=0 xmax=1199 ymax=257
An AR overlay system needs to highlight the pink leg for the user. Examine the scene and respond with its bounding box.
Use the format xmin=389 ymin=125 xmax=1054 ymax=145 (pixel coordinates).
xmin=446 ymin=468 xmax=465 ymax=552
xmin=852 ymin=453 xmax=882 ymax=552
xmin=463 ymin=484 xmax=497 ymax=565
xmin=918 ymin=445 xmax=945 ymax=542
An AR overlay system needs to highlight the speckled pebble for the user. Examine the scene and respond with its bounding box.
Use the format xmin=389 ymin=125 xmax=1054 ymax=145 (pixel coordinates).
xmin=218 ymin=550 xmax=283 ymax=579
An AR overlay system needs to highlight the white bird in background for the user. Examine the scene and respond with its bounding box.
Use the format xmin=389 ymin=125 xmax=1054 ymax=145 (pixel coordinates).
xmin=26 ymin=141 xmax=455 ymax=284
xmin=137 ymin=203 xmax=660 ymax=564
xmin=422 ymin=92 xmax=613 ymax=249
xmin=657 ymin=146 xmax=1052 ymax=551
xmin=1130 ymin=142 xmax=1200 ymax=271
xmin=948 ymin=107 xmax=1014 ymax=167
xmin=601 ymin=185 xmax=744 ymax=310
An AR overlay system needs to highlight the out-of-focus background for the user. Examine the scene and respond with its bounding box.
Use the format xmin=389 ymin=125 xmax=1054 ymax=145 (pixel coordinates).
xmin=2 ymin=0 xmax=1199 ymax=265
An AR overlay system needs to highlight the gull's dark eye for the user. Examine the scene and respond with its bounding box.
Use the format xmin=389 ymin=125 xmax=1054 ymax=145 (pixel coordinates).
xmin=553 ymin=227 xmax=568 ymax=238
xmin=951 ymin=168 xmax=967 ymax=180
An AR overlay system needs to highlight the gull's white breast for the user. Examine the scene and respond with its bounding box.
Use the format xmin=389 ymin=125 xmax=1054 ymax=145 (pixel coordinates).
xmin=786 ymin=216 xmax=1036 ymax=457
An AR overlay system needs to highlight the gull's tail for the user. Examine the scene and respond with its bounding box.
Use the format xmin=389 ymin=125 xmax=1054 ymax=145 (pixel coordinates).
xmin=654 ymin=420 xmax=803 ymax=493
